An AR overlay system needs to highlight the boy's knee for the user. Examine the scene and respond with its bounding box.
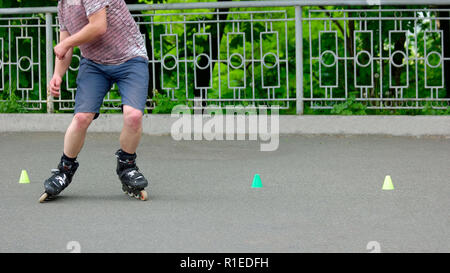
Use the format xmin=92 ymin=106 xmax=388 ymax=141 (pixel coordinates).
xmin=124 ymin=109 xmax=142 ymax=131
xmin=73 ymin=113 xmax=95 ymax=130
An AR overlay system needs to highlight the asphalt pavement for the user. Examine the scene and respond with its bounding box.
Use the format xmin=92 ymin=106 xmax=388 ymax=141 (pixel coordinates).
xmin=0 ymin=132 xmax=449 ymax=252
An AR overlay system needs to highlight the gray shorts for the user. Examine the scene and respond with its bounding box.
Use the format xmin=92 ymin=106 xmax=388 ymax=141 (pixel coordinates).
xmin=74 ymin=56 xmax=149 ymax=119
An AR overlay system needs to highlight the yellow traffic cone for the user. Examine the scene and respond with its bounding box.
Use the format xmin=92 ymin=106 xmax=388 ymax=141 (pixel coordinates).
xmin=19 ymin=170 xmax=30 ymax=184
xmin=382 ymin=175 xmax=394 ymax=190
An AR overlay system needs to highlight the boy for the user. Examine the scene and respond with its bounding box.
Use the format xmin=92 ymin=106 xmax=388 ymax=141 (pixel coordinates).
xmin=40 ymin=0 xmax=150 ymax=202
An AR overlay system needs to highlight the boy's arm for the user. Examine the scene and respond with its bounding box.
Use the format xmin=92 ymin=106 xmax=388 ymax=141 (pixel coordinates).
xmin=54 ymin=31 xmax=73 ymax=78
xmin=54 ymin=8 xmax=107 ymax=60
xmin=49 ymin=31 xmax=73 ymax=97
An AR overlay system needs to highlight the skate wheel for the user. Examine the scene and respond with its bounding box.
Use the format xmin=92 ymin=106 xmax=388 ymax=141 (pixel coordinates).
xmin=39 ymin=193 xmax=48 ymax=203
xmin=139 ymin=190 xmax=148 ymax=201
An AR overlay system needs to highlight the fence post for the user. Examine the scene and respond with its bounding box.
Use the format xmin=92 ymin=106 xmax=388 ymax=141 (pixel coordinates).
xmin=295 ymin=5 xmax=304 ymax=115
xmin=45 ymin=12 xmax=54 ymax=114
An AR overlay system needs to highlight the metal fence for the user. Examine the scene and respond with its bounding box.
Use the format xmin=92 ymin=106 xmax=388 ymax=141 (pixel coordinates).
xmin=0 ymin=0 xmax=449 ymax=114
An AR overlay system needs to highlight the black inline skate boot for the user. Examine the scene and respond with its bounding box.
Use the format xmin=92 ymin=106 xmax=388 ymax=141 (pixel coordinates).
xmin=39 ymin=157 xmax=79 ymax=203
xmin=115 ymin=149 xmax=149 ymax=201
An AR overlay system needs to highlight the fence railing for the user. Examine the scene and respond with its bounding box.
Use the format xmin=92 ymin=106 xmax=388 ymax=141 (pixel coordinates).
xmin=0 ymin=0 xmax=449 ymax=114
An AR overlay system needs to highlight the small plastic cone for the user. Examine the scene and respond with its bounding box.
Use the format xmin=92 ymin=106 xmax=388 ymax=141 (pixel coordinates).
xmin=252 ymin=174 xmax=263 ymax=188
xmin=382 ymin=175 xmax=394 ymax=190
xmin=19 ymin=170 xmax=30 ymax=184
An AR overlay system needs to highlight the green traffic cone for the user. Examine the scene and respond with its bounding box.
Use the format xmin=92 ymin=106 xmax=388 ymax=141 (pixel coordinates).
xmin=252 ymin=174 xmax=263 ymax=188
xmin=19 ymin=170 xmax=30 ymax=184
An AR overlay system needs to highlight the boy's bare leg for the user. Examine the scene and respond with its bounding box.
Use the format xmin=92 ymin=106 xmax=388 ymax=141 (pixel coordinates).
xmin=116 ymin=105 xmax=148 ymax=200
xmin=40 ymin=112 xmax=94 ymax=201
xmin=64 ymin=113 xmax=96 ymax=158
xmin=119 ymin=105 xmax=143 ymax=154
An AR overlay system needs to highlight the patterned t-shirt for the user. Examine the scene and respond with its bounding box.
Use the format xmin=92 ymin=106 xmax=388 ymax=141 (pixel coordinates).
xmin=58 ymin=0 xmax=147 ymax=65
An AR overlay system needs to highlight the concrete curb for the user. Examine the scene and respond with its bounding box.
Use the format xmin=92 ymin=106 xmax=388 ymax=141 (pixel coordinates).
xmin=0 ymin=114 xmax=449 ymax=136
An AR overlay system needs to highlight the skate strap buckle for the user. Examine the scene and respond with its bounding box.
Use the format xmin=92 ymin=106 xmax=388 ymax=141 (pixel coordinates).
xmin=118 ymin=158 xmax=135 ymax=165
xmin=50 ymin=168 xmax=60 ymax=175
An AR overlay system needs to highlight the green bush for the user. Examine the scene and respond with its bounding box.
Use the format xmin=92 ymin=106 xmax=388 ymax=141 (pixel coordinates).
xmin=152 ymin=90 xmax=188 ymax=114
xmin=331 ymin=96 xmax=367 ymax=115
xmin=0 ymin=94 xmax=28 ymax=113
xmin=420 ymin=102 xmax=450 ymax=115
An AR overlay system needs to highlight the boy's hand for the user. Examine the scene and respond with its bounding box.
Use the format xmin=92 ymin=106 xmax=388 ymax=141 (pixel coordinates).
xmin=54 ymin=41 xmax=70 ymax=60
xmin=49 ymin=75 xmax=62 ymax=97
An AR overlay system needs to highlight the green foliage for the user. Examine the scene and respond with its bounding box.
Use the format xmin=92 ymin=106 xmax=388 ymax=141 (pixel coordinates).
xmin=420 ymin=102 xmax=450 ymax=115
xmin=0 ymin=93 xmax=28 ymax=113
xmin=331 ymin=95 xmax=367 ymax=115
xmin=152 ymin=90 xmax=188 ymax=114
xmin=2 ymin=1 xmax=448 ymax=115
